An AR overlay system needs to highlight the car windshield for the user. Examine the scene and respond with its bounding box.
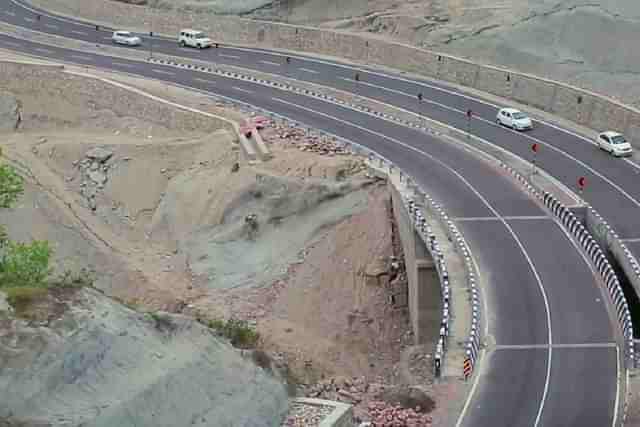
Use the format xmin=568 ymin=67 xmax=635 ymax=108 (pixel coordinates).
xmin=119 ymin=32 xmax=132 ymax=37
xmin=195 ymin=33 xmax=207 ymax=39
xmin=611 ymin=135 xmax=627 ymax=145
xmin=512 ymin=112 xmax=527 ymax=120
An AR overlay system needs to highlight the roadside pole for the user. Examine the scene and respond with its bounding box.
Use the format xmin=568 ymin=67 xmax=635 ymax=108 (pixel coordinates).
xmin=531 ymin=143 xmax=539 ymax=176
xmin=578 ymin=176 xmax=586 ymax=196
xmin=466 ymin=109 xmax=473 ymax=139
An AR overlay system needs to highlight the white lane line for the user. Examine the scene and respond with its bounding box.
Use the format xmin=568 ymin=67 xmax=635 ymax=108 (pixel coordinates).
xmin=70 ymin=54 xmax=91 ymax=61
xmin=71 ymin=30 xmax=88 ymax=36
xmin=620 ymin=238 xmax=640 ymax=243
xmin=299 ymin=67 xmax=318 ymax=74
xmin=23 ymin=16 xmax=34 ymax=22
xmin=151 ymin=69 xmax=175 ymax=76
xmin=552 ymin=204 xmax=621 ymax=427
xmin=219 ymin=53 xmax=239 ymax=59
xmin=4 ymin=10 xmax=16 ymax=16
xmin=259 ymin=59 xmax=281 ymax=67
xmin=34 ymin=47 xmax=53 ymax=54
xmin=232 ymin=86 xmax=253 ymax=94
xmin=348 ymin=77 xmax=640 ymax=209
xmin=1 ymin=40 xmax=21 ymax=47
xmin=272 ymin=96 xmax=553 ymax=427
xmin=495 ymin=343 xmax=616 ymax=349
xmin=194 ymin=77 xmax=218 ymax=84
xmin=455 ymin=216 xmax=550 ymax=221
xmin=112 ymin=62 xmax=135 ymax=68
xmin=44 ymin=23 xmax=58 ymax=29
xmin=613 ymin=344 xmax=620 ymax=427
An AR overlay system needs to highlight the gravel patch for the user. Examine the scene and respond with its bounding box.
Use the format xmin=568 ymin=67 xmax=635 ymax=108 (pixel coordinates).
xmin=282 ymin=402 xmax=335 ymax=427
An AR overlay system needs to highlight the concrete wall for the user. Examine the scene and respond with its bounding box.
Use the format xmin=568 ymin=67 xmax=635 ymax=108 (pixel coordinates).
xmin=26 ymin=0 xmax=640 ymax=146
xmin=388 ymin=181 xmax=440 ymax=345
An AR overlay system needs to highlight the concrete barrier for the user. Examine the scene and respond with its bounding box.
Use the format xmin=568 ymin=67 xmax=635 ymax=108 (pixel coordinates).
xmin=25 ymin=0 xmax=640 ymax=146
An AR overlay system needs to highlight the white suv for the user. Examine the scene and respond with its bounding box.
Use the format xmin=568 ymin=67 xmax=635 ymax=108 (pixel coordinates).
xmin=178 ymin=29 xmax=213 ymax=49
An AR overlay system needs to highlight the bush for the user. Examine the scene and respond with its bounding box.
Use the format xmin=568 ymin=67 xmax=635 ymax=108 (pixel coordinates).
xmin=4 ymin=286 xmax=47 ymax=313
xmin=0 ymin=240 xmax=51 ymax=288
xmin=50 ymin=268 xmax=94 ymax=288
xmin=208 ymin=317 xmax=259 ymax=349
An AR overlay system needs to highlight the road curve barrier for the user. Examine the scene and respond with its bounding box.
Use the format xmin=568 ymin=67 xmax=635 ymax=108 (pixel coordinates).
xmin=499 ymin=163 xmax=636 ymax=367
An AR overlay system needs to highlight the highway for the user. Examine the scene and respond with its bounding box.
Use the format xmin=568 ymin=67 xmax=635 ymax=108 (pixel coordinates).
xmin=0 ymin=1 xmax=626 ymax=425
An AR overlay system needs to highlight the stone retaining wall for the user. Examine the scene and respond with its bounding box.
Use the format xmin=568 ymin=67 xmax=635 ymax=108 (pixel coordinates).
xmin=25 ymin=0 xmax=640 ymax=145
xmin=0 ymin=61 xmax=228 ymax=133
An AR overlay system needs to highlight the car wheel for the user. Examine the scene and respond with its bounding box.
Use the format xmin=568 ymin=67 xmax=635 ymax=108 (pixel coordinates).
xmin=180 ymin=41 xmax=186 ymax=47
xmin=197 ymin=44 xmax=202 ymax=49
xmin=496 ymin=118 xmax=501 ymax=126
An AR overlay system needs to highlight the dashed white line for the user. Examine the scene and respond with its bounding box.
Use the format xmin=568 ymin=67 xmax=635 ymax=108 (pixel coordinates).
xmin=219 ymin=53 xmax=239 ymax=59
xmin=1 ymin=40 xmax=21 ymax=47
xmin=259 ymin=59 xmax=281 ymax=67
xmin=70 ymin=54 xmax=91 ymax=61
xmin=4 ymin=10 xmax=16 ymax=16
xmin=71 ymin=30 xmax=89 ymax=36
xmin=495 ymin=343 xmax=616 ymax=349
xmin=232 ymin=86 xmax=253 ymax=94
xmin=112 ymin=62 xmax=135 ymax=68
xmin=455 ymin=216 xmax=550 ymax=222
xmin=23 ymin=16 xmax=34 ymax=22
xmin=194 ymin=77 xmax=218 ymax=84
xmin=620 ymin=238 xmax=640 ymax=243
xmin=44 ymin=23 xmax=58 ymax=29
xmin=34 ymin=47 xmax=53 ymax=54
xmin=299 ymin=67 xmax=318 ymax=74
xmin=151 ymin=69 xmax=175 ymax=76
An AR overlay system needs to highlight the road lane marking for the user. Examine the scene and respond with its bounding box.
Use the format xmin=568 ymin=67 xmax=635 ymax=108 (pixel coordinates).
xmin=70 ymin=54 xmax=91 ymax=61
xmin=455 ymin=216 xmax=549 ymax=222
xmin=23 ymin=16 xmax=34 ymax=22
xmin=613 ymin=345 xmax=620 ymax=427
xmin=495 ymin=343 xmax=616 ymax=349
xmin=219 ymin=53 xmax=239 ymax=59
xmin=620 ymin=238 xmax=640 ymax=242
xmin=34 ymin=47 xmax=53 ymax=54
xmin=1 ymin=40 xmax=21 ymax=47
xmin=271 ymin=98 xmax=553 ymax=427
xmin=44 ymin=23 xmax=58 ymax=29
xmin=299 ymin=68 xmax=318 ymax=74
xmin=194 ymin=77 xmax=217 ymax=84
xmin=71 ymin=30 xmax=88 ymax=36
xmin=339 ymin=76 xmax=640 ymax=210
xmin=4 ymin=10 xmax=16 ymax=16
xmin=259 ymin=60 xmax=280 ymax=66
xmin=232 ymin=86 xmax=253 ymax=94
xmin=112 ymin=62 xmax=135 ymax=68
xmin=151 ymin=69 xmax=175 ymax=76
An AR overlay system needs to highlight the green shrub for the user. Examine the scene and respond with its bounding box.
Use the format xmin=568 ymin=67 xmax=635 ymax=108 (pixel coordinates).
xmin=0 ymin=240 xmax=51 ymax=288
xmin=4 ymin=286 xmax=47 ymax=313
xmin=208 ymin=317 xmax=259 ymax=349
xmin=50 ymin=268 xmax=94 ymax=288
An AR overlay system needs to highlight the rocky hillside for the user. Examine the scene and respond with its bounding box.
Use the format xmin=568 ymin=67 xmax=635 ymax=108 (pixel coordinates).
xmin=0 ymin=287 xmax=289 ymax=426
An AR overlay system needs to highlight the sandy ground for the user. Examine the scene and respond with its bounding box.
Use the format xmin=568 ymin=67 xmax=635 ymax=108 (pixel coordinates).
xmin=0 ymin=56 xmax=463 ymax=423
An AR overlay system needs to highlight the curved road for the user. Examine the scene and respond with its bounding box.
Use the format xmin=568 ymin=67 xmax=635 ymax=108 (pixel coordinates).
xmin=0 ymin=1 xmax=626 ymax=425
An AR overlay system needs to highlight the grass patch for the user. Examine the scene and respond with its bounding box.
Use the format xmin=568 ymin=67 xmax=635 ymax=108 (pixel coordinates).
xmin=207 ymin=317 xmax=259 ymax=349
xmin=49 ymin=268 xmax=94 ymax=288
xmin=4 ymin=286 xmax=47 ymax=314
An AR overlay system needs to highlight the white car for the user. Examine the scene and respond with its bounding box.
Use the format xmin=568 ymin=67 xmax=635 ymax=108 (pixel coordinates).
xmin=178 ymin=29 xmax=213 ymax=49
xmin=496 ymin=108 xmax=533 ymax=131
xmin=596 ymin=131 xmax=633 ymax=157
xmin=111 ymin=31 xmax=141 ymax=46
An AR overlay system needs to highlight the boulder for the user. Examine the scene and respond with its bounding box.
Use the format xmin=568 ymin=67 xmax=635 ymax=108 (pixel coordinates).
xmin=88 ymin=170 xmax=107 ymax=185
xmin=85 ymin=147 xmax=114 ymax=163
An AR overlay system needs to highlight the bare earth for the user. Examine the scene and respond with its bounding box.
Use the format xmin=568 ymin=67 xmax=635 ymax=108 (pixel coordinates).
xmin=0 ymin=56 xmax=462 ymax=425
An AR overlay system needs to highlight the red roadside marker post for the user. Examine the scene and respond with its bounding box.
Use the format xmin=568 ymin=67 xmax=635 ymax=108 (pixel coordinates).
xmin=466 ymin=109 xmax=473 ymax=139
xmin=531 ymin=143 xmax=539 ymax=175
xmin=578 ymin=176 xmax=586 ymax=195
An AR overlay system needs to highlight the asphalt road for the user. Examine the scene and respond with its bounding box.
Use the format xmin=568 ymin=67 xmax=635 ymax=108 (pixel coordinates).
xmin=0 ymin=2 xmax=623 ymax=426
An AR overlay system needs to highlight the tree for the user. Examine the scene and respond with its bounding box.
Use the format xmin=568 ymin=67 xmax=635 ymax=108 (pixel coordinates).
xmin=0 ymin=148 xmax=51 ymax=289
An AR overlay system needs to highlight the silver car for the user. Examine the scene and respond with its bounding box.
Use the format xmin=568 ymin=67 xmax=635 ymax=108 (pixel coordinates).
xmin=111 ymin=31 xmax=142 ymax=46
